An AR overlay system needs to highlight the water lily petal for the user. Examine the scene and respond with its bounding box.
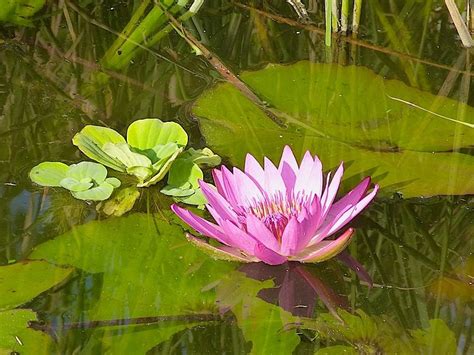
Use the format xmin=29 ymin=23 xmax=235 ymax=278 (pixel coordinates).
xmin=278 ymin=145 xmax=299 ymax=191
xmin=245 ymin=153 xmax=265 ymax=185
xmin=324 ymin=184 xmax=379 ymax=236
xmin=294 ymin=228 xmax=354 ymax=263
xmin=199 ymin=180 xmax=239 ymax=224
xmin=232 ymin=167 xmax=265 ymax=208
xmin=185 ymin=233 xmax=257 ymax=262
xmin=171 ymin=204 xmax=228 ymax=244
xmin=293 ymin=152 xmax=322 ymax=202
xmin=263 ymin=157 xmax=287 ymax=199
xmin=211 ymin=168 xmax=225 ymax=196
xmin=327 ymin=177 xmax=371 ymax=220
xmin=246 ymin=214 xmax=280 ymax=252
xmin=320 ymin=163 xmax=344 ymax=215
xmin=220 ymin=219 xmax=258 ymax=254
xmin=221 ymin=166 xmax=241 ymax=209
xmin=280 ymin=216 xmax=301 ymax=256
xmin=253 ymin=243 xmax=287 ymax=265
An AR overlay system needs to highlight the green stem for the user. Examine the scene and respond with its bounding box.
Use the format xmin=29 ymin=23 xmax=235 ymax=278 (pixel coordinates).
xmin=325 ymin=0 xmax=332 ymax=46
xmin=341 ymin=0 xmax=349 ymax=33
xmin=352 ymin=0 xmax=362 ymax=36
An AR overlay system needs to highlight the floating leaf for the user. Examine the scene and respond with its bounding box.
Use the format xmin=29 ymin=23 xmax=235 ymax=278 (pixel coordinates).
xmin=66 ymin=161 xmax=108 ymax=183
xmin=127 ymin=118 xmax=188 ymax=150
xmin=183 ymin=148 xmax=222 ymax=168
xmin=0 ymin=260 xmax=73 ymax=311
xmin=71 ymin=182 xmax=114 ymax=201
xmin=73 ymin=125 xmax=127 ymax=171
xmin=29 ymin=162 xmax=68 ymax=187
xmin=0 ymin=309 xmax=55 ymax=354
xmin=30 ymin=161 xmax=121 ymax=201
xmin=103 ymin=143 xmax=152 ymax=170
xmin=29 ymin=213 xmax=236 ymax=352
xmin=167 ymin=158 xmax=203 ymax=189
xmin=193 ymin=62 xmax=474 ymax=197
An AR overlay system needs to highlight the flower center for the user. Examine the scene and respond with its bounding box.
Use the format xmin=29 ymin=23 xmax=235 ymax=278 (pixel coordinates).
xmin=261 ymin=212 xmax=289 ymax=241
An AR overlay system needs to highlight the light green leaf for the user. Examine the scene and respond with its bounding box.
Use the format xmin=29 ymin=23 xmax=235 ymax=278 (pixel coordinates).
xmin=105 ymin=177 xmax=121 ymax=188
xmin=127 ymin=118 xmax=188 ymax=150
xmin=160 ymin=185 xmax=195 ymax=197
xmin=29 ymin=162 xmax=69 ymax=187
xmin=59 ymin=177 xmax=93 ymax=192
xmin=0 ymin=260 xmax=73 ymax=311
xmin=29 ymin=213 xmax=235 ymax=352
xmin=193 ymin=62 xmax=474 ymax=197
xmin=315 ymin=346 xmax=358 ymax=355
xmin=167 ymin=158 xmax=203 ymax=189
xmin=0 ymin=309 xmax=55 ymax=354
xmin=67 ymin=161 xmax=108 ymax=183
xmin=139 ymin=146 xmax=183 ymax=187
xmin=144 ymin=142 xmax=180 ymax=164
xmin=71 ymin=182 xmax=114 ymax=201
xmin=176 ymin=188 xmax=207 ymax=206
xmin=103 ymin=143 xmax=152 ymax=169
xmin=73 ymin=125 xmax=127 ymax=172
xmin=184 ymin=148 xmax=221 ymax=168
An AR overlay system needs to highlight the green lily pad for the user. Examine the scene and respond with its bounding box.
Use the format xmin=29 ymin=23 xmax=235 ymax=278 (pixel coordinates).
xmin=0 ymin=260 xmax=73 ymax=311
xmin=29 ymin=162 xmax=68 ymax=187
xmin=28 ymin=213 xmax=237 ymax=352
xmin=0 ymin=309 xmax=55 ymax=354
xmin=193 ymin=62 xmax=474 ymax=197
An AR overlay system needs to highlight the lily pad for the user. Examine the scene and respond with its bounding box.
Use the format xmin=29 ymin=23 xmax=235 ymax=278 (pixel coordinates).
xmin=0 ymin=260 xmax=73 ymax=311
xmin=193 ymin=62 xmax=474 ymax=197
xmin=0 ymin=309 xmax=55 ymax=354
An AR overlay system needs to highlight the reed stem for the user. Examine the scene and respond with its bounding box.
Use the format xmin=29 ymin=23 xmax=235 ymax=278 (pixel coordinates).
xmin=341 ymin=0 xmax=349 ymax=33
xmin=445 ymin=0 xmax=474 ymax=47
xmin=352 ymin=0 xmax=362 ymax=36
xmin=325 ymin=0 xmax=332 ymax=46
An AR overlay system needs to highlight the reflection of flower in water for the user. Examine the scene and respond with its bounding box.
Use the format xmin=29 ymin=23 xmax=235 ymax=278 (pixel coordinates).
xmin=239 ymin=262 xmax=348 ymax=318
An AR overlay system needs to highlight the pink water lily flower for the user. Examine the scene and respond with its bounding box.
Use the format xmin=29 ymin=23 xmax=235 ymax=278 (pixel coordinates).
xmin=171 ymin=146 xmax=378 ymax=265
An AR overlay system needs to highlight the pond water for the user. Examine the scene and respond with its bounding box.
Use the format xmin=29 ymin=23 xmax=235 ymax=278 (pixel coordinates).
xmin=0 ymin=1 xmax=473 ymax=354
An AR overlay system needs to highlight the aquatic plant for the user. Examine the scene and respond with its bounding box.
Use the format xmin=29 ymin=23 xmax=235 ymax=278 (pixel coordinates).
xmin=172 ymin=146 xmax=378 ymax=265
xmin=73 ymin=118 xmax=220 ymax=205
xmin=0 ymin=0 xmax=45 ymax=26
xmin=29 ymin=161 xmax=121 ymax=201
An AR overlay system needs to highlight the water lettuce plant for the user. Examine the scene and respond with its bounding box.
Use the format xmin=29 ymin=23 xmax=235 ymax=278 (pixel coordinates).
xmin=172 ymin=145 xmax=378 ymax=265
xmin=29 ymin=161 xmax=121 ymax=201
xmin=72 ymin=118 xmax=220 ymax=205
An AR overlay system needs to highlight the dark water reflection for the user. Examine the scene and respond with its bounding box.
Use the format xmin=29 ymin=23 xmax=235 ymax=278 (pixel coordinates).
xmin=0 ymin=0 xmax=473 ymax=353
